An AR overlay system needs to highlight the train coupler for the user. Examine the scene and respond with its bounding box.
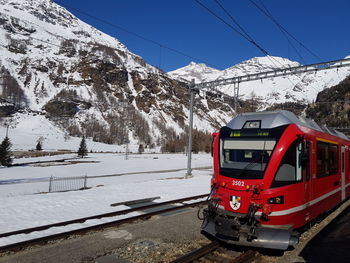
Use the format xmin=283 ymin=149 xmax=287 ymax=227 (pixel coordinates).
xmin=201 ymin=210 xmax=299 ymax=250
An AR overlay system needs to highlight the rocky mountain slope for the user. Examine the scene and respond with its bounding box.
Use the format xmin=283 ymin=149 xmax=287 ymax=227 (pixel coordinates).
xmin=306 ymin=76 xmax=350 ymax=135
xmin=0 ymin=0 xmax=234 ymax=151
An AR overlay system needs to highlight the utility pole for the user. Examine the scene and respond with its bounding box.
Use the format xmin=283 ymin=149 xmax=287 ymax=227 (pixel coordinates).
xmin=186 ymin=79 xmax=195 ymax=178
xmin=125 ymin=140 xmax=129 ymax=160
xmin=233 ymin=82 xmax=240 ymax=113
xmin=119 ymin=101 xmax=130 ymax=160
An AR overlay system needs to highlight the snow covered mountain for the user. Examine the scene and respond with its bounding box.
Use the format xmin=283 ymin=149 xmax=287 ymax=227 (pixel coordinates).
xmin=0 ymin=0 xmax=234 ymax=151
xmin=169 ymin=56 xmax=350 ymax=106
xmin=168 ymin=62 xmax=221 ymax=83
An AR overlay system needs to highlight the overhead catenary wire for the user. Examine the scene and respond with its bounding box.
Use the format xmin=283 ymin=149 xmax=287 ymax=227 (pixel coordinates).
xmin=193 ymin=0 xmax=268 ymax=56
xmin=250 ymin=0 xmax=306 ymax=64
xmin=249 ymin=0 xmax=323 ymax=63
xmin=212 ymin=0 xmax=295 ymax=78
xmin=213 ymin=0 xmax=256 ymax=46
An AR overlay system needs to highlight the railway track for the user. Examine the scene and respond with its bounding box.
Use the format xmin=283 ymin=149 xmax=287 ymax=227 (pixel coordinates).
xmin=170 ymin=241 xmax=260 ymax=263
xmin=0 ymin=194 xmax=209 ymax=253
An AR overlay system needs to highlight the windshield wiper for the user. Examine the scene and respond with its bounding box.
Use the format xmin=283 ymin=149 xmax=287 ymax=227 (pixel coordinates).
xmin=239 ymin=140 xmax=268 ymax=177
xmin=238 ymin=156 xmax=262 ymax=177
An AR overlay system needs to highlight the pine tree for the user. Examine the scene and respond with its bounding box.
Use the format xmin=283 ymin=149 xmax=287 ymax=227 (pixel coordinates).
xmin=78 ymin=136 xmax=88 ymax=158
xmin=0 ymin=136 xmax=12 ymax=167
xmin=36 ymin=141 xmax=42 ymax=151
xmin=138 ymin=144 xmax=144 ymax=154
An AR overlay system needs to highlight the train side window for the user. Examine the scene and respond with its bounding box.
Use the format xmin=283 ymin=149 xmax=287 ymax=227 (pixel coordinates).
xmin=317 ymin=141 xmax=338 ymax=178
xmin=317 ymin=142 xmax=327 ymax=176
xmin=348 ymin=149 xmax=350 ymax=172
xmin=271 ymin=141 xmax=302 ymax=187
xmin=329 ymin=144 xmax=339 ymax=174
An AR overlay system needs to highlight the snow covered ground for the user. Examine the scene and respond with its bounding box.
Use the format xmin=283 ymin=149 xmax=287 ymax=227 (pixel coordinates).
xmin=0 ymin=153 xmax=212 ymax=246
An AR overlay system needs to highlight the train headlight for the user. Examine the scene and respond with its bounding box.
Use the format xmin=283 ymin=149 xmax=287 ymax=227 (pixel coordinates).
xmin=268 ymin=195 xmax=284 ymax=204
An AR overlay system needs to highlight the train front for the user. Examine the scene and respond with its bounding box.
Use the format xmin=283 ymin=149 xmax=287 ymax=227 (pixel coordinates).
xmin=201 ymin=111 xmax=301 ymax=250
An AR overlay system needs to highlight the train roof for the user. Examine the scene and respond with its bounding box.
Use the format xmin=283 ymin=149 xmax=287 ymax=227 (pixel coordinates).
xmin=226 ymin=110 xmax=349 ymax=140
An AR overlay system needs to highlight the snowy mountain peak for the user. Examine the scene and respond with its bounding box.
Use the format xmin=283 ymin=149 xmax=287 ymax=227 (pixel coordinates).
xmin=168 ymin=62 xmax=221 ymax=83
xmin=222 ymin=56 xmax=301 ymax=77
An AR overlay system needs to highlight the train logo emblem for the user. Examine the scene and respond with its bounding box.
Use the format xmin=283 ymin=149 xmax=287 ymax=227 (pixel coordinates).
xmin=230 ymin=196 xmax=241 ymax=210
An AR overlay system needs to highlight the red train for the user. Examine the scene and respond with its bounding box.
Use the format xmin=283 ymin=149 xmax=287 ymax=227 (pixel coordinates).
xmin=201 ymin=110 xmax=350 ymax=250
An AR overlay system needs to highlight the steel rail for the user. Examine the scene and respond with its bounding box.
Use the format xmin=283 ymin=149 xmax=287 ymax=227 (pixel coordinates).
xmin=170 ymin=242 xmax=259 ymax=263
xmin=231 ymin=250 xmax=260 ymax=263
xmin=0 ymin=195 xmax=208 ymax=252
xmin=169 ymin=241 xmax=220 ymax=263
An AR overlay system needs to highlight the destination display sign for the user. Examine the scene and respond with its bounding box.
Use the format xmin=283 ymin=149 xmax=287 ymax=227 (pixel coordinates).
xmin=229 ymin=130 xmax=269 ymax=137
xmin=220 ymin=125 xmax=289 ymax=140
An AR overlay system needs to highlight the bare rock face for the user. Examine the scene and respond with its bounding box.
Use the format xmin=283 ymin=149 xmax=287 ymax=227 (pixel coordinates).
xmin=0 ymin=98 xmax=18 ymax=117
xmin=306 ymin=76 xmax=350 ymax=135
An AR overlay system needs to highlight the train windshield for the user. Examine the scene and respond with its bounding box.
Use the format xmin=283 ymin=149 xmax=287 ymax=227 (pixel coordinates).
xmin=220 ymin=139 xmax=276 ymax=179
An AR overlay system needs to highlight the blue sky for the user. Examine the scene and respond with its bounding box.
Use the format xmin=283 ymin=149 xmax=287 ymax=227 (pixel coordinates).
xmin=55 ymin=0 xmax=350 ymax=72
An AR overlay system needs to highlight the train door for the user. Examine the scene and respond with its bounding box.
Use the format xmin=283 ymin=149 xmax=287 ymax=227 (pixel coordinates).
xmin=341 ymin=146 xmax=346 ymax=201
xmin=303 ymin=141 xmax=312 ymax=205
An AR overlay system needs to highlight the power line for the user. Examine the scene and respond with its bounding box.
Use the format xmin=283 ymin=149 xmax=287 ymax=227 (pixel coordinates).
xmin=251 ymin=0 xmax=306 ymax=63
xmin=249 ymin=0 xmax=323 ymax=62
xmin=213 ymin=0 xmax=255 ymax=45
xmin=255 ymin=0 xmax=308 ymax=63
xmin=196 ymin=0 xmax=304 ymax=91
xmin=212 ymin=0 xmax=293 ymax=79
xmin=54 ymin=0 xmax=220 ymax=69
xmin=193 ymin=0 xmax=269 ymax=56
